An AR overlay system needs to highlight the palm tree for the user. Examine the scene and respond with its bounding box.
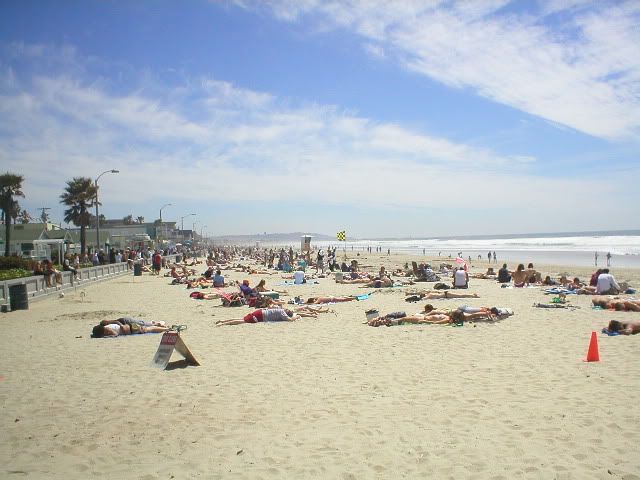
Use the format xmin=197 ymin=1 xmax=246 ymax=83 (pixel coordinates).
xmin=18 ymin=208 xmax=33 ymax=224
xmin=0 ymin=172 xmax=25 ymax=256
xmin=60 ymin=177 xmax=97 ymax=254
xmin=136 ymin=216 xmax=144 ymax=224
xmin=123 ymin=214 xmax=133 ymax=225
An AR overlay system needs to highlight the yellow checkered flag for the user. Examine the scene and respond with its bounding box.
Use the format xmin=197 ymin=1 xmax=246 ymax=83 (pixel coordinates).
xmin=336 ymin=230 xmax=346 ymax=241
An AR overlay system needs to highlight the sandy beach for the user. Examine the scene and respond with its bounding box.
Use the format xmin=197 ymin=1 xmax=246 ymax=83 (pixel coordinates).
xmin=1 ymin=253 xmax=639 ymax=479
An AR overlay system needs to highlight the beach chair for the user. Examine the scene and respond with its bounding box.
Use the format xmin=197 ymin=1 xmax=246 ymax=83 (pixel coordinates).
xmin=220 ymin=292 xmax=246 ymax=307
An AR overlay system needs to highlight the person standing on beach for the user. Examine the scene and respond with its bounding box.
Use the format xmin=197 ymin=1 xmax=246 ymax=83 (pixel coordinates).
xmin=492 ymin=251 xmax=497 ymax=263
xmin=595 ymin=251 xmax=598 ymax=266
xmin=487 ymin=251 xmax=492 ymax=262
xmin=606 ymin=252 xmax=611 ymax=266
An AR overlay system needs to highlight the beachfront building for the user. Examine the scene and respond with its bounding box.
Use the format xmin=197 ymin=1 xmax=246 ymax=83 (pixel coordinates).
xmin=69 ymin=219 xmax=180 ymax=251
xmin=0 ymin=222 xmax=79 ymax=260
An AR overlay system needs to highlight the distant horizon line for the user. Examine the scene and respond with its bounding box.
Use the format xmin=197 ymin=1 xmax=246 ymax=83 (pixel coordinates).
xmin=210 ymin=229 xmax=640 ymax=242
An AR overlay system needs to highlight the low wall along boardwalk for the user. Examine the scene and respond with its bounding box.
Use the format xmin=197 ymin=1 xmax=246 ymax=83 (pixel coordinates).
xmin=0 ymin=254 xmax=179 ymax=312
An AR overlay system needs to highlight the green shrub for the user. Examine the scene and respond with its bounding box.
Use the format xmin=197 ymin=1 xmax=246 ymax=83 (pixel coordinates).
xmin=0 ymin=256 xmax=32 ymax=271
xmin=0 ymin=269 xmax=33 ymax=281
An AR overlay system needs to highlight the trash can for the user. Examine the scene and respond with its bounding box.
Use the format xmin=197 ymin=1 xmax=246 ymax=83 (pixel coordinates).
xmin=335 ymin=271 xmax=343 ymax=282
xmin=175 ymin=255 xmax=182 ymax=263
xmin=9 ymin=284 xmax=29 ymax=311
xmin=133 ymin=264 xmax=143 ymax=276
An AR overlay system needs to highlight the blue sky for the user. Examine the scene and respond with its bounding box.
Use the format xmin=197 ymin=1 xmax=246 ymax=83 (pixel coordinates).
xmin=1 ymin=0 xmax=638 ymax=238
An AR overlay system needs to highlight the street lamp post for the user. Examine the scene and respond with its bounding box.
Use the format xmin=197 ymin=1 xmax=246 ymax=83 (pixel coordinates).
xmin=192 ymin=222 xmax=197 ymax=241
xmin=158 ymin=203 xmax=172 ymax=242
xmin=180 ymin=213 xmax=196 ymax=242
xmin=95 ymin=169 xmax=119 ymax=252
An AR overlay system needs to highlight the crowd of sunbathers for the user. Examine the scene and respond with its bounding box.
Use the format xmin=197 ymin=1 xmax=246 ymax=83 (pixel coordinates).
xmin=365 ymin=303 xmax=514 ymax=327
xmin=87 ymin=245 xmax=638 ymax=338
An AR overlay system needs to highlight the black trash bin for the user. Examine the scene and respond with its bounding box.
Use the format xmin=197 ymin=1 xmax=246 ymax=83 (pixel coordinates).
xmin=9 ymin=284 xmax=29 ymax=311
xmin=175 ymin=255 xmax=182 ymax=263
xmin=133 ymin=264 xmax=143 ymax=276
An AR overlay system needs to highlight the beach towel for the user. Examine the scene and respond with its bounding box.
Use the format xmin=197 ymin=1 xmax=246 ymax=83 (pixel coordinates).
xmin=601 ymin=328 xmax=620 ymax=336
xmin=544 ymin=288 xmax=577 ymax=295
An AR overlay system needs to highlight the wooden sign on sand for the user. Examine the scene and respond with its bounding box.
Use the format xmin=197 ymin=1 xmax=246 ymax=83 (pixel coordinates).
xmin=151 ymin=331 xmax=200 ymax=369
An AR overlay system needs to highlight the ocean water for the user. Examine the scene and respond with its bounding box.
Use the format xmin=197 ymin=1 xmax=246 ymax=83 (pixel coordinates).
xmin=315 ymin=231 xmax=640 ymax=269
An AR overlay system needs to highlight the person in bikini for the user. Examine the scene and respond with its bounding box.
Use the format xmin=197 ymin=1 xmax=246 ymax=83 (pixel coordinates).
xmin=407 ymin=290 xmax=479 ymax=300
xmin=91 ymin=318 xmax=169 ymax=337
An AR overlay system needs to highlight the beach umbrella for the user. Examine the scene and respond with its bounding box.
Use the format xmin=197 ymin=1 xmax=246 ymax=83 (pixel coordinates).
xmin=455 ymin=257 xmax=468 ymax=271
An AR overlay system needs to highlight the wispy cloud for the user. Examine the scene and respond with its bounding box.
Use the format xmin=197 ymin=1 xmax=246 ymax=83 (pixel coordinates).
xmin=1 ymin=41 xmax=637 ymax=235
xmin=233 ymin=0 xmax=640 ymax=140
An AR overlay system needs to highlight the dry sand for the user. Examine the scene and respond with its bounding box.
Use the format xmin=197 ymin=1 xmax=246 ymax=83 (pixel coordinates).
xmin=1 ymin=253 xmax=639 ymax=479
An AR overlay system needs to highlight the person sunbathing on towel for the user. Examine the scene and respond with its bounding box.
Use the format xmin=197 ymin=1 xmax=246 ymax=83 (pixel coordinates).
xmin=592 ymin=297 xmax=640 ymax=312
xmin=91 ymin=318 xmax=169 ymax=337
xmin=606 ymin=319 xmax=640 ymax=335
xmin=408 ymin=290 xmax=479 ymax=300
xmin=306 ymin=296 xmax=359 ymax=304
xmin=367 ymin=305 xmax=513 ymax=326
xmin=358 ymin=276 xmax=393 ymax=288
xmin=336 ymin=276 xmax=372 ymax=284
xmin=215 ymin=308 xmax=300 ymax=326
xmin=294 ymin=305 xmax=333 ymax=316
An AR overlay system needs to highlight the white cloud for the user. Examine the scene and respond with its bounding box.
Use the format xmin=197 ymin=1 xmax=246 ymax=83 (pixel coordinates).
xmin=234 ymin=0 xmax=640 ymax=140
xmin=1 ymin=42 xmax=637 ymax=236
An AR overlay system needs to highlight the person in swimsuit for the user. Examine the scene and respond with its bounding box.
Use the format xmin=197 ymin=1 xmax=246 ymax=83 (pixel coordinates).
xmin=606 ymin=319 xmax=640 ymax=335
xmin=408 ymin=290 xmax=479 ymax=300
xmin=305 ymin=296 xmax=359 ymax=304
xmin=91 ymin=318 xmax=169 ymax=337
xmin=592 ymin=297 xmax=640 ymax=312
xmin=215 ymin=308 xmax=300 ymax=326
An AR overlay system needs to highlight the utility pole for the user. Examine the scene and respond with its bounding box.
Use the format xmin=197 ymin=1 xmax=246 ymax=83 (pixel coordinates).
xmin=38 ymin=207 xmax=51 ymax=224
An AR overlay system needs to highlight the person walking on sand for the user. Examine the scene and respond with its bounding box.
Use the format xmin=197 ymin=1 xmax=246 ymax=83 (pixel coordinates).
xmin=606 ymin=252 xmax=611 ymax=266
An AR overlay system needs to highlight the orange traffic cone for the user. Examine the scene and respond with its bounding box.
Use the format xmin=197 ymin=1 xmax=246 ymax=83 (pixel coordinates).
xmin=585 ymin=331 xmax=600 ymax=362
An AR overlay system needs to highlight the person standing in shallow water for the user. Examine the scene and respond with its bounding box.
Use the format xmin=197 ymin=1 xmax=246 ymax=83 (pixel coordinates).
xmin=595 ymin=251 xmax=598 ymax=266
xmin=606 ymin=252 xmax=611 ymax=266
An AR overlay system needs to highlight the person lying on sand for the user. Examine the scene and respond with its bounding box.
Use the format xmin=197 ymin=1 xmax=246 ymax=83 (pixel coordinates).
xmin=366 ymin=304 xmax=513 ymax=327
xmin=406 ymin=290 xmax=479 ymax=300
xmin=592 ymin=297 xmax=640 ymax=312
xmin=605 ymin=319 xmax=640 ymax=335
xmin=215 ymin=308 xmax=300 ymax=326
xmin=360 ymin=276 xmax=393 ymax=288
xmin=91 ymin=318 xmax=170 ymax=337
xmin=294 ymin=305 xmax=334 ymax=317
xmin=336 ymin=276 xmax=372 ymax=284
xmin=306 ymin=296 xmax=359 ymax=304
